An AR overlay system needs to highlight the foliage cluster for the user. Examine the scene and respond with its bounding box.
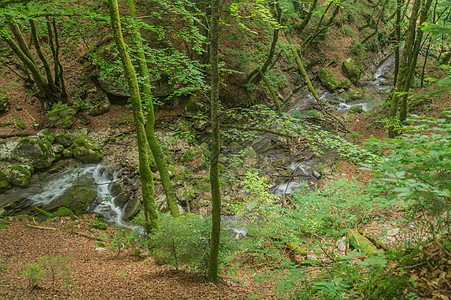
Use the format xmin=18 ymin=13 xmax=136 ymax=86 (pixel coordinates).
xmin=362 ymin=112 xmax=451 ymax=236
xmin=21 ymin=255 xmax=72 ymax=288
xmin=46 ymin=102 xmax=77 ymax=129
xmin=146 ymin=213 xmax=239 ymax=276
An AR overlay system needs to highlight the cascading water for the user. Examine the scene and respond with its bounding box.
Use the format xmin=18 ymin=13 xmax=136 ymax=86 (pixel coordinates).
xmin=91 ymin=166 xmax=125 ymax=226
xmin=20 ymin=164 xmax=127 ymax=226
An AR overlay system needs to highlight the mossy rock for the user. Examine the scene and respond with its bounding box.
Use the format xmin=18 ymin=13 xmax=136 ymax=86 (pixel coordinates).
xmin=62 ymin=148 xmax=72 ymax=158
xmin=183 ymin=97 xmax=207 ymax=116
xmin=124 ymin=197 xmax=141 ymax=221
xmin=319 ymin=67 xmax=338 ymax=91
xmin=242 ymin=146 xmax=259 ymax=168
xmin=55 ymin=132 xmax=73 ymax=148
xmin=71 ymin=134 xmax=103 ymax=163
xmin=349 ymin=105 xmax=364 ymax=114
xmin=53 ymin=207 xmax=75 ymax=219
xmin=349 ymin=88 xmax=364 ymax=100
xmin=0 ymin=169 xmax=10 ymax=192
xmin=8 ymin=165 xmax=33 ymax=187
xmin=0 ymin=88 xmax=9 ymax=114
xmin=338 ymin=78 xmax=352 ymax=89
xmin=341 ymin=91 xmax=350 ymax=102
xmin=37 ymin=129 xmax=56 ymax=144
xmin=342 ymin=59 xmax=364 ymax=85
xmin=347 ymin=229 xmax=377 ymax=256
xmin=11 ymin=137 xmax=55 ymax=169
xmin=368 ymin=273 xmax=409 ymax=300
xmin=58 ymin=176 xmax=97 ymax=216
xmin=35 ymin=206 xmax=75 ymax=219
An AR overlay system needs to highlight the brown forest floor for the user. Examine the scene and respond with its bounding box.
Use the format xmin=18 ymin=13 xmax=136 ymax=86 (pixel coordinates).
xmin=0 ymin=214 xmax=264 ymax=300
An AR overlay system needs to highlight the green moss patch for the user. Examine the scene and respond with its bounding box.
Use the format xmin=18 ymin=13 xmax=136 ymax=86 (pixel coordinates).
xmin=319 ymin=67 xmax=339 ymax=91
xmin=72 ymin=135 xmax=103 ymax=163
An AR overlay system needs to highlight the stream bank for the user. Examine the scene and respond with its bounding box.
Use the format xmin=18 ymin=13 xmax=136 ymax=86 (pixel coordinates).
xmin=0 ymin=51 xmax=396 ymax=226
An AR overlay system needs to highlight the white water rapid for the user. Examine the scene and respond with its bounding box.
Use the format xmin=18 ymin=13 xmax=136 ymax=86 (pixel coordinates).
xmin=28 ymin=164 xmax=126 ymax=226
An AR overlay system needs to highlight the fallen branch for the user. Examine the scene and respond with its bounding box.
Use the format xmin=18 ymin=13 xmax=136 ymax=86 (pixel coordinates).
xmin=27 ymin=224 xmax=57 ymax=230
xmin=70 ymin=231 xmax=104 ymax=242
xmin=0 ymin=132 xmax=35 ymax=138
xmin=359 ymin=229 xmax=388 ymax=251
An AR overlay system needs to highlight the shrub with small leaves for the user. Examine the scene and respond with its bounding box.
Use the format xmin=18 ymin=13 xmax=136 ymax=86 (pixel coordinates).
xmin=46 ymin=102 xmax=77 ymax=129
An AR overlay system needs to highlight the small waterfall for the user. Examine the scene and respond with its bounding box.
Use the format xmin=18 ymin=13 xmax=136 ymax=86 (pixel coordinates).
xmin=91 ymin=166 xmax=125 ymax=226
xmin=29 ymin=165 xmax=98 ymax=205
xmin=26 ymin=164 xmax=127 ymax=226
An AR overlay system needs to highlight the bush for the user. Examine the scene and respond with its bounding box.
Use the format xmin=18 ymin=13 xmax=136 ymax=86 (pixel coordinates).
xmin=350 ymin=41 xmax=365 ymax=62
xmin=148 ymin=213 xmax=239 ymax=275
xmin=362 ymin=113 xmax=451 ymax=237
xmin=21 ymin=255 xmax=72 ymax=288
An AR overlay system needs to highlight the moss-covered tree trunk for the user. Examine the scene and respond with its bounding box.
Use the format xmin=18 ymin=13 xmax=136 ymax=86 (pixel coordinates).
xmin=389 ymin=0 xmax=433 ymax=137
xmin=127 ymin=0 xmax=180 ymax=218
xmin=108 ymin=0 xmax=158 ymax=234
xmin=207 ymin=0 xmax=221 ymax=282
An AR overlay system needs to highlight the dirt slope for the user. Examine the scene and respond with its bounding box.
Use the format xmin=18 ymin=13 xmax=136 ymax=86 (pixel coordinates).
xmin=0 ymin=215 xmax=264 ymax=300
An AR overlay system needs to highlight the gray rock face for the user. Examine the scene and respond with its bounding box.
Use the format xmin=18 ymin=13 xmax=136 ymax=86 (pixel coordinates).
xmin=155 ymin=193 xmax=185 ymax=215
xmin=85 ymin=87 xmax=111 ymax=116
xmin=97 ymin=74 xmax=130 ymax=98
xmin=55 ymin=132 xmax=74 ymax=148
xmin=242 ymin=146 xmax=259 ymax=168
xmin=11 ymin=137 xmax=55 ymax=169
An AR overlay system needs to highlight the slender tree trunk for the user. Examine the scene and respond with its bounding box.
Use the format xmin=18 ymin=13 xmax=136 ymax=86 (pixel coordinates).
xmin=399 ymin=0 xmax=433 ymax=121
xmin=51 ymin=18 xmax=67 ymax=99
xmin=286 ymin=32 xmax=327 ymax=110
xmin=259 ymin=69 xmax=282 ymax=115
xmin=108 ymin=0 xmax=159 ymax=234
xmin=298 ymin=0 xmax=318 ymax=34
xmin=127 ymin=0 xmax=180 ymax=218
xmin=302 ymin=1 xmax=338 ymax=53
xmin=247 ymin=2 xmax=281 ymax=86
xmin=389 ymin=0 xmax=432 ymax=136
xmin=30 ymin=20 xmax=57 ymax=93
xmin=207 ymin=0 xmax=221 ymax=282
xmin=0 ymin=29 xmax=54 ymax=106
xmin=393 ymin=0 xmax=403 ymax=87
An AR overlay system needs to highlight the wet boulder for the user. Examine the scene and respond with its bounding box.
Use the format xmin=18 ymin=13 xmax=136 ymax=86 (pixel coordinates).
xmin=11 ymin=137 xmax=55 ymax=169
xmin=8 ymin=165 xmax=33 ymax=187
xmin=49 ymin=175 xmax=97 ymax=216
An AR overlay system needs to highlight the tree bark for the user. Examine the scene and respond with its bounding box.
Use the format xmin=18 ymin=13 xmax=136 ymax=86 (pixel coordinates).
xmin=127 ymin=0 xmax=180 ymax=218
xmin=108 ymin=0 xmax=159 ymax=234
xmin=207 ymin=0 xmax=221 ymax=282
